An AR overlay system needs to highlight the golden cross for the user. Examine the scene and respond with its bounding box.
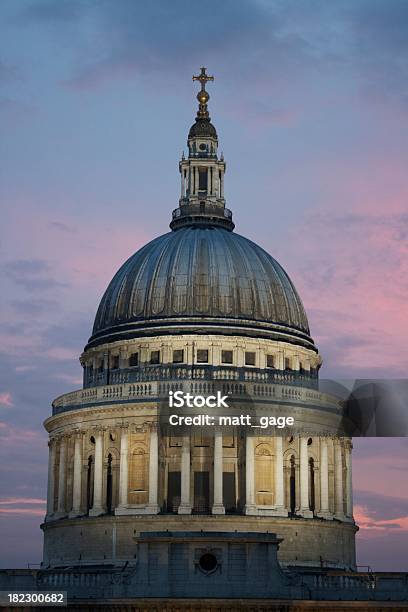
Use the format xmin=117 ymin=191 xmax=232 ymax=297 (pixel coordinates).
xmin=192 ymin=67 xmax=214 ymax=90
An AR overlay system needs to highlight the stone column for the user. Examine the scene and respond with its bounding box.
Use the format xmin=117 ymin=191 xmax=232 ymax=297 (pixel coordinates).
xmin=178 ymin=435 xmax=192 ymax=514
xmin=90 ymin=429 xmax=104 ymax=516
xmin=116 ymin=426 xmax=129 ymax=512
xmin=46 ymin=438 xmax=56 ymax=519
xmin=212 ymin=342 xmax=221 ymax=366
xmin=147 ymin=424 xmax=159 ymax=513
xmin=335 ymin=438 xmax=345 ymax=519
xmin=103 ymin=352 xmax=109 ymax=384
xmin=214 ymin=167 xmax=219 ymax=197
xmin=345 ymin=440 xmax=353 ymax=520
xmin=69 ymin=432 xmax=83 ymax=518
xmin=274 ymin=436 xmax=286 ymax=515
xmin=56 ymin=436 xmax=67 ymax=516
xmin=244 ymin=435 xmax=256 ymax=514
xmin=119 ymin=347 xmax=128 ymax=369
xmin=318 ymin=437 xmax=331 ymax=519
xmin=236 ymin=343 xmax=244 ymax=367
xmin=212 ymin=429 xmax=225 ymax=514
xmin=186 ymin=342 xmax=194 ymax=366
xmin=299 ymin=437 xmax=313 ymax=517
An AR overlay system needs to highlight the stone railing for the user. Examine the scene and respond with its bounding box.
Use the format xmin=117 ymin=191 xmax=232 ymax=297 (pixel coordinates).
xmin=86 ymin=363 xmax=318 ymax=390
xmin=52 ymin=376 xmax=341 ymax=417
xmin=304 ymin=571 xmax=408 ymax=600
xmin=5 ymin=568 xmax=407 ymax=602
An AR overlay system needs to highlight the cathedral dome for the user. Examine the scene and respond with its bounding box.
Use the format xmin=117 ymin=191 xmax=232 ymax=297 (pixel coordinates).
xmin=86 ymin=67 xmax=315 ymax=352
xmin=87 ymin=226 xmax=314 ymax=350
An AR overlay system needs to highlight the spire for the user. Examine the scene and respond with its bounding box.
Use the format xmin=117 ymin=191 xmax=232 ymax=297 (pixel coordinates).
xmin=170 ymin=68 xmax=234 ymax=232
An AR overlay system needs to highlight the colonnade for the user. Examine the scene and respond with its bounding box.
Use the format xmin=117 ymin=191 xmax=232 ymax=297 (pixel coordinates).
xmin=46 ymin=431 xmax=353 ymax=522
xmin=180 ymin=165 xmax=225 ymax=199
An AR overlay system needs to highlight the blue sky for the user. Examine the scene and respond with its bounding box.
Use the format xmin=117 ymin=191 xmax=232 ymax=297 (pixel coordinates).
xmin=0 ymin=0 xmax=408 ymax=570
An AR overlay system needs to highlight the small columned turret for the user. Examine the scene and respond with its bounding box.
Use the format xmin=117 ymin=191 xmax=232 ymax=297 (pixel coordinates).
xmin=170 ymin=67 xmax=234 ymax=231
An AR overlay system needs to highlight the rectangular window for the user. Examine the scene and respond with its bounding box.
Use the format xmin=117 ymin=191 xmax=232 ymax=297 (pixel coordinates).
xmin=221 ymin=350 xmax=233 ymax=364
xmin=245 ymin=351 xmax=256 ymax=366
xmin=198 ymin=168 xmax=207 ymax=191
xmin=129 ymin=352 xmax=139 ymax=367
xmin=167 ymin=471 xmax=181 ymax=513
xmin=173 ymin=349 xmax=184 ymax=363
xmin=197 ymin=349 xmax=209 ymax=363
xmin=266 ymin=354 xmax=275 ymax=368
xmin=111 ymin=355 xmax=119 ymax=370
xmin=98 ymin=360 xmax=104 ymax=373
xmin=285 ymin=357 xmax=291 ymax=370
xmin=150 ymin=350 xmax=160 ymax=365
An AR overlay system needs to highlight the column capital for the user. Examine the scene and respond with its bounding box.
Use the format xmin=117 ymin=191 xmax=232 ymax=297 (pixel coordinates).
xmin=117 ymin=421 xmax=130 ymax=430
xmin=91 ymin=425 xmax=105 ymax=435
xmin=149 ymin=421 xmax=159 ymax=433
xmin=71 ymin=428 xmax=84 ymax=439
xmin=344 ymin=438 xmax=353 ymax=451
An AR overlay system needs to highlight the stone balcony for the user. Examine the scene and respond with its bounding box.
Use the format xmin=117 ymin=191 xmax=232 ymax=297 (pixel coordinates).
xmin=52 ymin=375 xmax=342 ymax=420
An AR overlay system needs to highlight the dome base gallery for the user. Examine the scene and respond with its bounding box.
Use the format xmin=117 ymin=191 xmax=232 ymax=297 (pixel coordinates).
xmin=37 ymin=69 xmax=372 ymax=603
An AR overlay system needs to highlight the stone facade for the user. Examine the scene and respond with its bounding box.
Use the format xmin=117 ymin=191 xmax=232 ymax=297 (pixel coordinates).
xmin=41 ymin=70 xmax=358 ymax=578
xmin=42 ymin=383 xmax=356 ymax=569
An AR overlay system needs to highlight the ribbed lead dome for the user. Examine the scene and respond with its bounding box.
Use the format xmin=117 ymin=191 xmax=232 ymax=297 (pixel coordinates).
xmin=87 ymin=226 xmax=314 ymax=350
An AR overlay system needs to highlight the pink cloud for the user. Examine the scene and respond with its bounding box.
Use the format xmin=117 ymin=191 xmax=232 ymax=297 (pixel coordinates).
xmin=286 ymin=203 xmax=408 ymax=375
xmin=0 ymin=392 xmax=13 ymax=407
xmin=0 ymin=498 xmax=45 ymax=505
xmin=54 ymin=373 xmax=82 ymax=386
xmin=0 ymin=508 xmax=45 ymax=516
xmin=354 ymin=504 xmax=408 ymax=537
xmin=0 ymin=207 xmax=150 ymax=359
xmin=47 ymin=347 xmax=78 ymax=361
xmin=15 ymin=365 xmax=37 ymax=373
xmin=0 ymin=422 xmax=43 ymax=446
xmin=0 ymin=497 xmax=46 ymax=518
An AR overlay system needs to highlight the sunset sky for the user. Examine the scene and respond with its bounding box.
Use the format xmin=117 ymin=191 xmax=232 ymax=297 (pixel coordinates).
xmin=0 ymin=0 xmax=407 ymax=570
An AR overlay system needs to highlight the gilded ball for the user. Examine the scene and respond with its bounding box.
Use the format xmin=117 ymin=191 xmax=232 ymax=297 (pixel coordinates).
xmin=197 ymin=90 xmax=209 ymax=104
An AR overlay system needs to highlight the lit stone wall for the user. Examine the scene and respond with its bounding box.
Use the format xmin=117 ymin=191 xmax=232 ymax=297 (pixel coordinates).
xmin=43 ymin=393 xmax=356 ymax=570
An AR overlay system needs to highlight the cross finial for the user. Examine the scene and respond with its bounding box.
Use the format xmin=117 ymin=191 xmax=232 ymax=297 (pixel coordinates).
xmin=192 ymin=67 xmax=214 ymax=119
xmin=192 ymin=66 xmax=214 ymax=90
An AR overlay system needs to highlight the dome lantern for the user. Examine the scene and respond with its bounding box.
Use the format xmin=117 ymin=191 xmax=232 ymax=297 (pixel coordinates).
xmin=170 ymin=67 xmax=233 ymax=231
